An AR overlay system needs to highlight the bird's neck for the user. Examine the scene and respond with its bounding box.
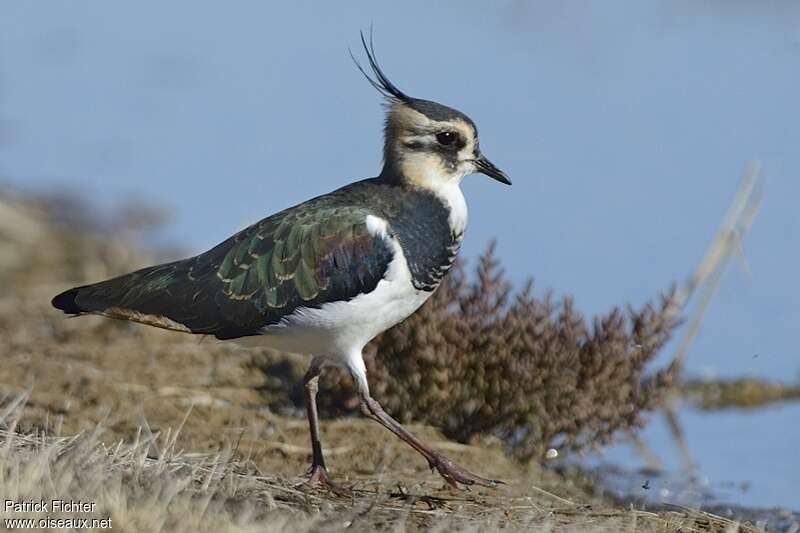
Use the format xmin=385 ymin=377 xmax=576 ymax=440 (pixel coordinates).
xmin=379 ymin=156 xmax=468 ymax=236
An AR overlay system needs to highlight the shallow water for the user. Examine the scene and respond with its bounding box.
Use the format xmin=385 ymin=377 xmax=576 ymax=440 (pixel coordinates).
xmin=587 ymin=400 xmax=800 ymax=528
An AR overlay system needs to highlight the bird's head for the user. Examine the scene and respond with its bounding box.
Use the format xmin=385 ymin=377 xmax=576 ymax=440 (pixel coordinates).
xmin=351 ymin=32 xmax=511 ymax=190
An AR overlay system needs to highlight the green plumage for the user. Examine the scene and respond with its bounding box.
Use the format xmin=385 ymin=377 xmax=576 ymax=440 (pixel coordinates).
xmin=217 ymin=206 xmax=375 ymax=312
xmin=52 ymin=183 xmax=396 ymax=340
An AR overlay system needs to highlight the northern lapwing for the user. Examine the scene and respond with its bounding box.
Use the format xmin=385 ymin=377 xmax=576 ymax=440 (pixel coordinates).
xmin=52 ymin=33 xmax=511 ymax=492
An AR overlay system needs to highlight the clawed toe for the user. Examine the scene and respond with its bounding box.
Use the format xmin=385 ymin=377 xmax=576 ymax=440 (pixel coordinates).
xmin=431 ymin=455 xmax=503 ymax=490
xmin=305 ymin=465 xmax=352 ymax=497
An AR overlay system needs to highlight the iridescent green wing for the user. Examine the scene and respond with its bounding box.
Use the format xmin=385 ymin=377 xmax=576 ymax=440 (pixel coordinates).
xmin=54 ymin=204 xmax=394 ymax=340
xmin=210 ymin=205 xmax=393 ymax=334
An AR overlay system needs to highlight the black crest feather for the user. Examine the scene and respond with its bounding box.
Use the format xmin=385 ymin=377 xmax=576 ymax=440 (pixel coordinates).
xmin=350 ymin=28 xmax=411 ymax=102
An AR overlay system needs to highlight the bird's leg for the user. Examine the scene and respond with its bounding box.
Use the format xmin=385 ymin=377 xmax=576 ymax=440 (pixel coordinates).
xmin=303 ymin=367 xmax=327 ymax=482
xmin=302 ymin=359 xmax=350 ymax=496
xmin=356 ymin=387 xmax=501 ymax=490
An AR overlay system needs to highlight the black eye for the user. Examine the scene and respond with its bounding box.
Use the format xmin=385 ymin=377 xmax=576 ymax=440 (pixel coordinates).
xmin=435 ymin=131 xmax=457 ymax=146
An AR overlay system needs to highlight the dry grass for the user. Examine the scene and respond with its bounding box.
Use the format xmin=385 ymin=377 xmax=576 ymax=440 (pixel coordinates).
xmin=0 ymin=404 xmax=762 ymax=532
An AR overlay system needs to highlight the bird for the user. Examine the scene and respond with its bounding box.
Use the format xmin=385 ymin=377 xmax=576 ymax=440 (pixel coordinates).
xmin=51 ymin=32 xmax=511 ymax=493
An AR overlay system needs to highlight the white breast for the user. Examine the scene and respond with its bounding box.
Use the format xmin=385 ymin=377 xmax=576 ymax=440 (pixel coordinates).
xmin=436 ymin=181 xmax=468 ymax=235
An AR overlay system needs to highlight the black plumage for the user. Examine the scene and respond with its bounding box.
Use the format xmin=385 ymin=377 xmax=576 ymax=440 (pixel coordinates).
xmin=52 ymin=179 xmax=460 ymax=340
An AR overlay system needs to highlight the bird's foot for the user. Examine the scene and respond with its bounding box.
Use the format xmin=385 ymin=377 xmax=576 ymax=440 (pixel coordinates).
xmin=428 ymin=453 xmax=503 ymax=490
xmin=305 ymin=464 xmax=352 ymax=497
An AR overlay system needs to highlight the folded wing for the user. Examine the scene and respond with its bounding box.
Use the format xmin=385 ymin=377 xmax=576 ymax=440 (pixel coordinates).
xmin=52 ymin=204 xmax=394 ymax=340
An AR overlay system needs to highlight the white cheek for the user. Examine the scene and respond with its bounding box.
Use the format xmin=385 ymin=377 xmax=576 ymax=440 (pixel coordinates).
xmin=461 ymin=137 xmax=476 ymax=158
xmin=456 ymin=146 xmax=476 ymax=172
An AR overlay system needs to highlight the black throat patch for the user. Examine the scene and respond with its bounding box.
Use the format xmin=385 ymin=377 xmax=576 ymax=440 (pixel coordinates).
xmin=367 ymin=182 xmax=463 ymax=292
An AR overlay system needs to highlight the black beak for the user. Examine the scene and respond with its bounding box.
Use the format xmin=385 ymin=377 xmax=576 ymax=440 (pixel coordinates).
xmin=474 ymin=155 xmax=511 ymax=185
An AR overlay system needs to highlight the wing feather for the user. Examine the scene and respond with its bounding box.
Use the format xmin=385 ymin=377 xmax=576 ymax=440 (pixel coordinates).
xmin=52 ymin=202 xmax=394 ymax=340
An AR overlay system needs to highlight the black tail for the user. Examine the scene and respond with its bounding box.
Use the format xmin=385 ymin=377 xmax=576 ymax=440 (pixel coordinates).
xmin=49 ymin=260 xmax=229 ymax=336
xmin=51 ymin=286 xmax=87 ymax=314
xmin=51 ymin=261 xmax=182 ymax=318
